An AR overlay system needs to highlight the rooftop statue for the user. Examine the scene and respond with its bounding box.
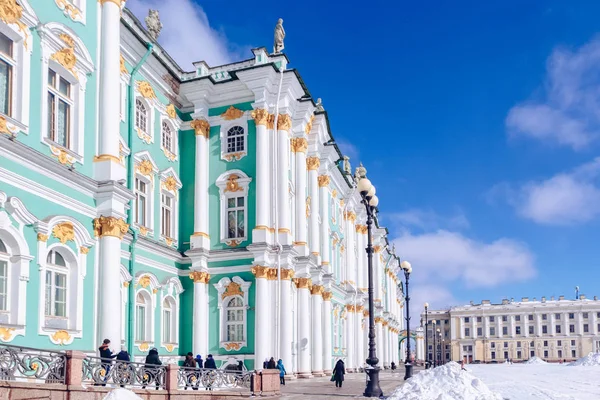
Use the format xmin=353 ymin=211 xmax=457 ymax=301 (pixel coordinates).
xmin=355 ymin=163 xmax=367 ymax=181
xmin=274 ymin=18 xmax=285 ymax=54
xmin=343 ymin=156 xmax=351 ymax=175
xmin=145 ymin=9 xmax=163 ymax=41
xmin=315 ymin=98 xmax=324 ymax=112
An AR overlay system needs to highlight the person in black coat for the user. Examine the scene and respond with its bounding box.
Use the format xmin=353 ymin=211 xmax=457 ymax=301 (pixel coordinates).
xmin=204 ymin=354 xmax=216 ymax=369
xmin=142 ymin=348 xmax=162 ymax=390
xmin=267 ymin=357 xmax=277 ymax=369
xmin=115 ymin=346 xmax=131 ymax=387
xmin=97 ymin=339 xmax=116 ymax=386
xmin=333 ymin=359 xmax=345 ymax=388
xmin=195 ymin=354 xmax=203 ymax=369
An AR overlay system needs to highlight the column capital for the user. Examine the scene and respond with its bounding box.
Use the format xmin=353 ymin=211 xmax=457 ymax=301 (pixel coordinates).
xmin=323 ymin=291 xmax=333 ymax=301
xmin=191 ymin=119 xmax=210 ymax=138
xmin=317 ymin=175 xmax=330 ymax=187
xmin=310 ymin=284 xmax=325 ymax=296
xmin=98 ymin=0 xmax=124 ymax=6
xmin=291 ymin=137 xmax=308 ymax=153
xmin=344 ymin=211 xmax=357 ymax=222
xmin=251 ymin=265 xmax=270 ymax=279
xmin=307 ymin=157 xmax=320 ymax=171
xmin=280 ymin=268 xmax=295 ymax=280
xmin=250 ymin=108 xmax=270 ymax=126
xmin=93 ymin=216 xmax=129 ymax=239
xmin=305 ymin=114 xmax=315 ymax=135
xmin=189 ymin=271 xmax=210 ymax=284
xmin=277 ymin=113 xmax=292 ymax=131
xmin=293 ymin=277 xmax=312 ymax=289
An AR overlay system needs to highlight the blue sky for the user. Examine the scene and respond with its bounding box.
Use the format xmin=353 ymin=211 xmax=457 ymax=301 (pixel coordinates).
xmin=130 ymin=0 xmax=600 ymax=313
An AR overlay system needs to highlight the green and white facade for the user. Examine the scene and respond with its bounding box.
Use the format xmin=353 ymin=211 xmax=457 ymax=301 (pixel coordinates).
xmin=0 ymin=0 xmax=405 ymax=375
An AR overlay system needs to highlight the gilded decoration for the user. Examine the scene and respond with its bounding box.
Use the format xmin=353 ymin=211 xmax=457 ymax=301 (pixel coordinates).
xmin=331 ymin=189 xmax=338 ymax=198
xmin=373 ymin=245 xmax=382 ymax=253
xmin=52 ymin=222 xmax=75 ymax=244
xmin=165 ymin=344 xmax=174 ymax=352
xmin=290 ymin=137 xmax=308 ymax=153
xmin=374 ymin=317 xmax=384 ymax=324
xmin=344 ymin=211 xmax=357 ymax=222
xmin=136 ymin=159 xmax=153 ymax=177
xmin=120 ymin=54 xmax=128 ymax=74
xmin=51 ymin=35 xmax=77 ymax=80
xmin=51 ymin=330 xmax=71 ymax=345
xmin=222 ymin=281 xmax=243 ymax=299
xmin=346 ymin=305 xmax=356 ymax=313
xmin=293 ymin=277 xmax=312 ymax=289
xmin=166 ymin=104 xmax=177 ymax=119
xmin=310 ymin=285 xmax=324 ymax=296
xmin=305 ymin=114 xmax=315 ymax=135
xmin=224 ymin=174 xmax=243 ymax=193
xmin=0 ymin=327 xmax=15 ymax=342
xmin=189 ymin=271 xmax=210 ymax=284
xmin=50 ymin=146 xmax=75 ymax=166
xmin=137 ymin=275 xmax=151 ymax=288
xmin=0 ymin=0 xmax=27 ymax=47
xmin=152 ymin=288 xmax=158 ymax=294
xmin=322 ymin=291 xmax=333 ymax=301
xmin=80 ymin=246 xmax=90 ymax=254
xmin=382 ymin=321 xmax=389 ymax=327
xmin=139 ymin=226 xmax=148 ymax=236
xmin=305 ymin=196 xmax=311 ymax=218
xmin=340 ymin=245 xmax=345 ymax=253
xmin=357 ymin=305 xmax=364 ymax=312
xmin=139 ymin=342 xmax=150 ymax=352
xmin=225 ymin=239 xmax=241 ymax=247
xmin=93 ymin=216 xmax=129 ymax=240
xmin=317 ymin=175 xmax=330 ymax=187
xmin=123 ymin=282 xmax=130 ymax=288
xmin=250 ymin=109 xmax=270 ymax=126
xmin=276 ymin=114 xmax=292 ymax=131
xmin=266 ymin=268 xmax=278 ymax=280
xmin=163 ymin=176 xmax=178 ymax=192
xmin=306 ymin=157 xmax=320 ymax=171
xmin=250 ymin=266 xmax=269 ymax=279
xmin=280 ymin=269 xmax=295 ymax=280
xmin=221 ymin=106 xmax=244 ymax=120
xmin=266 ymin=114 xmax=275 ymax=130
xmin=137 ymin=127 xmax=152 ymax=144
xmin=137 ymin=81 xmax=156 ymax=99
xmin=0 ymin=116 xmax=9 ymax=135
xmin=224 ymin=342 xmax=242 ymax=351
xmin=223 ymin=152 xmax=245 ymax=162
xmin=190 ymin=119 xmax=210 ymax=138
xmin=59 ymin=33 xmax=75 ymax=49
xmin=37 ymin=233 xmax=48 ymax=242
xmin=165 ymin=237 xmax=173 ymax=246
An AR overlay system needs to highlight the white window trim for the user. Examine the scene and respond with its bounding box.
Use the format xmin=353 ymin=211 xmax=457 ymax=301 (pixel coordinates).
xmin=215 ymin=170 xmax=252 ymax=246
xmin=158 ymin=168 xmax=182 ymax=247
xmin=160 ymin=296 xmax=176 ymax=345
xmin=219 ymin=121 xmax=248 ymax=162
xmin=158 ymin=277 xmax=183 ymax=353
xmin=134 ymin=175 xmax=152 ymax=230
xmin=135 ymin=290 xmax=153 ymax=344
xmin=133 ymin=272 xmax=160 ymax=350
xmin=134 ymin=96 xmax=155 ymax=144
xmin=214 ymin=276 xmax=251 ymax=350
xmin=119 ymin=79 xmax=127 ymax=122
xmin=158 ymin=108 xmax=181 ymax=161
xmin=133 ymin=152 xmax=159 ymax=234
xmin=38 ymin=23 xmax=93 ymax=164
xmin=54 ymin=0 xmax=86 ymax=25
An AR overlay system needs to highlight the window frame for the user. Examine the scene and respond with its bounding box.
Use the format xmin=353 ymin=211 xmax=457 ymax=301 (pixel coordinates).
xmin=214 ymin=276 xmax=251 ymax=350
xmin=46 ymin=68 xmax=73 ymax=149
xmin=160 ymin=191 xmax=174 ymax=239
xmin=161 ymin=295 xmax=177 ymax=346
xmin=0 ymin=32 xmax=15 ymax=118
xmin=134 ymin=289 xmax=154 ymax=344
xmin=134 ymin=175 xmax=150 ymax=228
xmin=44 ymin=250 xmax=68 ymax=318
xmin=219 ymin=120 xmax=248 ymax=162
xmin=216 ymin=170 xmax=252 ymax=246
xmin=224 ymin=296 xmax=245 ymax=342
xmin=0 ymin=238 xmax=9 ymax=313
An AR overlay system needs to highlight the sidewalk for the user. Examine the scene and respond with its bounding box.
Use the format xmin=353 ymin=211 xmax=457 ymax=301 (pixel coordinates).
xmin=280 ymin=368 xmax=420 ymax=399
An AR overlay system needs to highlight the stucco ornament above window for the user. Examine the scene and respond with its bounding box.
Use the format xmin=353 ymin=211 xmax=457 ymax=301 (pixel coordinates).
xmin=221 ymin=106 xmax=244 ymax=120
xmin=55 ymin=0 xmax=84 ymax=24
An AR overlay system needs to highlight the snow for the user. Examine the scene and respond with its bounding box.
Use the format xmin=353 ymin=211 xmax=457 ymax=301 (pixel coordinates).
xmin=103 ymin=388 xmax=142 ymax=400
xmin=388 ymin=362 xmax=502 ymax=400
xmin=568 ymin=352 xmax=600 ymax=366
xmin=524 ymin=356 xmax=547 ymax=365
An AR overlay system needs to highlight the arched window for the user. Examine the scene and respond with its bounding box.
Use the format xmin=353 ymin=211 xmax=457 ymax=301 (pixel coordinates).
xmin=226 ymin=126 xmax=244 ymax=154
xmin=162 ymin=297 xmax=176 ymax=344
xmin=135 ymin=98 xmax=148 ymax=133
xmin=333 ymin=311 xmax=340 ymax=348
xmin=0 ymin=239 xmax=8 ymax=311
xmin=135 ymin=292 xmax=148 ymax=341
xmin=225 ymin=297 xmax=244 ymax=342
xmin=161 ymin=121 xmax=173 ymax=153
xmin=45 ymin=249 xmax=67 ymax=318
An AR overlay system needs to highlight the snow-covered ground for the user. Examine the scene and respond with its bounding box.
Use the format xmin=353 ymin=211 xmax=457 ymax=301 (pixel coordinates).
xmin=103 ymin=388 xmax=142 ymax=400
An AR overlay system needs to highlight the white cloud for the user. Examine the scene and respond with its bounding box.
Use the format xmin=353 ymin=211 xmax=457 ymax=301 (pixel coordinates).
xmin=337 ymin=139 xmax=360 ymax=163
xmin=506 ymin=37 xmax=600 ymax=150
xmin=410 ymin=284 xmax=459 ymax=321
xmin=388 ymin=209 xmax=470 ymax=232
xmin=127 ymin=0 xmax=244 ymax=70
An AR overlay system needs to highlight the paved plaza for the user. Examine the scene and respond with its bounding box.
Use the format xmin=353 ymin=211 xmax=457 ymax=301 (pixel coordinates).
xmin=279 ymin=368 xmax=421 ymax=399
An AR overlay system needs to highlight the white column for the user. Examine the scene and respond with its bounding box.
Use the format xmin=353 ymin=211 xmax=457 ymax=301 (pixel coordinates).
xmin=564 ymin=314 xmax=570 ymax=337
xmin=550 ymin=314 xmax=556 ymax=336
xmin=323 ymin=292 xmax=333 ymax=373
xmin=524 ymin=315 xmax=529 ymax=338
xmin=472 ymin=317 xmax=477 ymax=339
xmin=510 ymin=315 xmax=515 ymax=338
xmin=276 ymin=115 xmax=292 ymax=244
xmin=356 ymin=226 xmax=366 ymax=290
xmin=94 ymin=0 xmax=124 ymax=181
xmin=345 ymin=306 xmax=355 ymax=371
xmin=250 ymin=110 xmax=271 ymax=242
xmin=319 ymin=184 xmax=330 ymax=271
xmin=356 ymin=307 xmax=365 ymax=368
xmin=382 ymin=323 xmax=389 ymax=367
xmin=191 ymin=120 xmax=210 ymax=248
xmin=297 ymin=278 xmax=312 ymax=377
xmin=376 ymin=318 xmax=384 ymax=362
xmin=252 ymin=266 xmax=271 ymax=369
xmin=293 ymin=138 xmax=308 ymax=248
xmin=311 ymin=286 xmax=324 ymax=376
xmin=536 ymin=314 xmax=542 ymax=337
xmin=307 ymin=164 xmax=321 ymax=257
xmin=592 ymin=312 xmax=598 ymax=335
xmin=96 ymin=217 xmax=128 ymax=348
xmin=279 ymin=270 xmax=293 ymax=374
xmin=459 ymin=318 xmax=465 ymax=339
xmin=190 ymin=272 xmax=209 ymax=356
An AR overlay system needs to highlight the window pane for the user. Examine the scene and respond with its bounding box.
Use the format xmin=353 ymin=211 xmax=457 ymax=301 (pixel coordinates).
xmin=237 ymin=197 xmax=244 ymax=207
xmin=227 ymin=198 xmax=235 ymax=208
xmin=237 ymin=210 xmax=245 ymax=238
xmin=0 ymin=33 xmax=12 ymax=57
xmin=57 ymin=100 xmax=70 ymax=147
xmin=163 ymin=310 xmax=171 ymax=342
xmin=0 ymin=239 xmax=6 ymax=254
xmin=48 ymin=92 xmax=56 ymax=140
xmin=136 ymin=305 xmax=145 ymax=341
xmin=0 ymin=60 xmax=11 ymax=116
xmin=59 ymin=77 xmax=70 ymax=97
xmin=228 ymin=211 xmax=236 ymax=238
xmin=45 ymin=271 xmax=52 ymax=316
xmin=48 ymin=70 xmax=56 ymax=87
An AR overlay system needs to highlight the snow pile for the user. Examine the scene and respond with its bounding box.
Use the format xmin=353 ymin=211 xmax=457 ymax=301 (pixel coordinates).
xmin=103 ymin=388 xmax=143 ymax=400
xmin=568 ymin=352 xmax=600 ymax=366
xmin=525 ymin=356 xmax=547 ymax=365
xmin=388 ymin=362 xmax=502 ymax=400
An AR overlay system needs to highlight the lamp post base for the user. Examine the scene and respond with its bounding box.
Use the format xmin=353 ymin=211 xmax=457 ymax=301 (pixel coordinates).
xmin=404 ymin=363 xmax=413 ymax=381
xmin=363 ymin=366 xmax=383 ymax=398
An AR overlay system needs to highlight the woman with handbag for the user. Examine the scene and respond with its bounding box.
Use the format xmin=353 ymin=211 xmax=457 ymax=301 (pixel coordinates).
xmin=332 ymin=359 xmax=345 ymax=388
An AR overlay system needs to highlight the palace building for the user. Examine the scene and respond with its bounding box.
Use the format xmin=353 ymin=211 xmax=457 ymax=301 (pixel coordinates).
xmin=0 ymin=0 xmax=405 ymax=375
xmin=422 ymin=296 xmax=600 ymax=364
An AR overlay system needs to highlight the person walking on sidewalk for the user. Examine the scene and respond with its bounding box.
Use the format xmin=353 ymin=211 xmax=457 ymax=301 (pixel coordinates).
xmin=333 ymin=359 xmax=345 ymax=388
xmin=277 ymin=359 xmax=286 ymax=385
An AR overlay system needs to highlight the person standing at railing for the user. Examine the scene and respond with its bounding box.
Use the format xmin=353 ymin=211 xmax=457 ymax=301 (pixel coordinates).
xmin=195 ymin=354 xmax=203 ymax=368
xmin=203 ymin=355 xmax=217 ymax=391
xmin=97 ymin=339 xmax=117 ymax=386
xmin=141 ymin=348 xmax=162 ymax=390
xmin=115 ymin=346 xmax=132 ymax=387
xmin=183 ymin=352 xmax=199 ymax=391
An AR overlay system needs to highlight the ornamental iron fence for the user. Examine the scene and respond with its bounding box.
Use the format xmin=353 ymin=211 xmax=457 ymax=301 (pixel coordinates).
xmin=0 ymin=344 xmax=66 ymax=384
xmin=177 ymin=366 xmax=253 ymax=391
xmin=81 ymin=356 xmax=166 ymax=389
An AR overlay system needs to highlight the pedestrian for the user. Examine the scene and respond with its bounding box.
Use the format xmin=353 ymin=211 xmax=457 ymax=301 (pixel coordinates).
xmin=263 ymin=358 xmax=269 ymax=369
xmin=204 ymin=354 xmax=216 ymax=369
xmin=115 ymin=346 xmax=131 ymax=387
xmin=390 ymin=361 xmax=396 ymax=370
xmin=142 ymin=348 xmax=162 ymax=390
xmin=183 ymin=352 xmax=198 ymax=390
xmin=277 ymin=359 xmax=286 ymax=385
xmin=333 ymin=359 xmax=345 ymax=388
xmin=195 ymin=354 xmax=203 ymax=368
xmin=460 ymin=359 xmax=466 ymax=371
xmin=97 ymin=339 xmax=116 ymax=386
xmin=238 ymin=360 xmax=244 ymax=371
xmin=203 ymin=355 xmax=216 ymax=391
xmin=267 ymin=357 xmax=277 ymax=369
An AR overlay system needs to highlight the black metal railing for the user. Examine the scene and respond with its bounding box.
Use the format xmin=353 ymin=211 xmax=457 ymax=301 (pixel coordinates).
xmin=177 ymin=367 xmax=253 ymax=391
xmin=0 ymin=344 xmax=66 ymax=384
xmin=82 ymin=356 xmax=166 ymax=389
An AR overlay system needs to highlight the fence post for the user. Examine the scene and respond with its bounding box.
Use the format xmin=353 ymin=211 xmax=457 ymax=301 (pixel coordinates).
xmin=165 ymin=364 xmax=179 ymax=393
xmin=65 ymin=351 xmax=86 ymax=386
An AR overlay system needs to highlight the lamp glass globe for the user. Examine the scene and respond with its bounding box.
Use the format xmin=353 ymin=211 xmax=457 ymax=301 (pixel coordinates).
xmin=369 ymin=195 xmax=379 ymax=208
xmin=400 ymin=260 xmax=411 ymax=270
xmin=424 ymin=302 xmax=429 ymax=308
xmin=357 ymin=178 xmax=372 ymax=194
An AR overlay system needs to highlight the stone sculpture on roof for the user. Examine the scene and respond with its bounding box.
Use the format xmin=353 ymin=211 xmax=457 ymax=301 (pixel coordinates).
xmin=274 ymin=18 xmax=285 ymax=54
xmin=145 ymin=9 xmax=162 ymax=41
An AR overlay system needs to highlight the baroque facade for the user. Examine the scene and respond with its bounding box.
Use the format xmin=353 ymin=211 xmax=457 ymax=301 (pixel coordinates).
xmin=423 ymin=296 xmax=600 ymax=364
xmin=0 ymin=0 xmax=405 ymax=375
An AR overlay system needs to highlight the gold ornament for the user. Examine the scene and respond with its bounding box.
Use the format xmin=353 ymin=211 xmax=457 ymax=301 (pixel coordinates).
xmin=0 ymin=1 xmax=27 ymax=48
xmin=223 ymin=152 xmax=245 ymax=162
xmin=51 ymin=44 xmax=77 ymax=80
xmin=51 ymin=330 xmax=71 ymax=345
xmin=123 ymin=282 xmax=130 ymax=288
xmin=266 ymin=114 xmax=275 ymax=130
xmin=250 ymin=109 xmax=270 ymax=126
xmin=373 ymin=245 xmax=382 ymax=253
xmin=139 ymin=226 xmax=148 ymax=236
xmin=136 ymin=159 xmax=153 ymax=177
xmin=120 ymin=54 xmax=128 ymax=74
xmin=221 ymin=105 xmax=244 ymax=120
xmin=136 ymin=81 xmax=156 ymax=99
xmin=318 ymin=175 xmax=330 ymax=187
xmin=222 ymin=281 xmax=243 ymax=299
xmin=306 ymin=196 xmax=311 ymax=218
xmin=163 ymin=176 xmax=178 ymax=192
xmin=37 ymin=233 xmax=49 ymax=242
xmin=152 ymin=288 xmax=158 ymax=294
xmin=139 ymin=342 xmax=150 ymax=352
xmin=50 ymin=146 xmax=75 ymax=166
xmin=250 ymin=265 xmax=269 ymax=279
xmin=52 ymin=222 xmax=75 ymax=244
xmin=0 ymin=116 xmax=9 ymax=135
xmin=290 ymin=137 xmax=308 ymax=153
xmin=310 ymin=285 xmax=324 ymax=296
xmin=293 ymin=277 xmax=312 ymax=289
xmin=276 ymin=114 xmax=292 ymax=131
xmin=224 ymin=174 xmax=243 ymax=192
xmin=331 ymin=189 xmax=337 ymax=198
xmin=138 ymin=275 xmax=151 ymax=288
xmin=267 ymin=268 xmax=278 ymax=280
xmin=0 ymin=327 xmax=15 ymax=342
xmin=165 ymin=237 xmax=173 ymax=246
xmin=80 ymin=246 xmax=90 ymax=254
xmin=305 ymin=114 xmax=315 ymax=135
xmin=322 ymin=291 xmax=333 ymax=301
xmin=344 ymin=211 xmax=357 ymax=222
xmin=59 ymin=33 xmax=75 ymax=49
xmin=189 ymin=271 xmax=210 ymax=284
xmin=166 ymin=104 xmax=177 ymax=119
xmin=280 ymin=269 xmax=295 ymax=280
xmin=306 ymin=157 xmax=320 ymax=171
xmin=190 ymin=119 xmax=210 ymax=138
xmin=224 ymin=342 xmax=242 ymax=351
xmin=93 ymin=216 xmax=129 ymax=239
xmin=347 ymin=305 xmax=356 ymax=313
xmin=165 ymin=344 xmax=174 ymax=352
xmin=225 ymin=239 xmax=241 ymax=247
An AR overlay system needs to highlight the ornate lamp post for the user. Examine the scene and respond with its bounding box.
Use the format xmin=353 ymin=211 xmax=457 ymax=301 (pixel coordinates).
xmin=432 ymin=320 xmax=437 ymax=367
xmin=437 ymin=328 xmax=442 ymax=366
xmin=357 ymin=177 xmax=382 ymax=398
xmin=424 ymin=303 xmax=429 ymax=369
xmin=401 ymin=260 xmax=412 ymax=380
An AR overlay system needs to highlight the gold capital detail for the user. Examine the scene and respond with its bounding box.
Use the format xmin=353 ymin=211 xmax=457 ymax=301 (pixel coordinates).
xmin=375 ymin=317 xmax=384 ymax=324
xmin=93 ymin=216 xmax=129 ymax=239
xmin=120 ymin=54 xmax=128 ymax=74
xmin=344 ymin=211 xmax=357 ymax=222
xmin=37 ymin=233 xmax=48 ymax=242
xmin=306 ymin=157 xmax=320 ymax=171
xmin=189 ymin=271 xmax=210 ymax=284
xmin=221 ymin=105 xmax=244 ymax=120
xmin=276 ymin=114 xmax=292 ymax=131
xmin=305 ymin=114 xmax=315 ymax=135
xmin=318 ymin=175 xmax=330 ymax=187
xmin=224 ymin=174 xmax=243 ymax=193
xmin=280 ymin=269 xmax=295 ymax=280
xmin=251 ymin=266 xmax=269 ymax=279
xmin=346 ymin=305 xmax=356 ymax=313
xmin=310 ymin=285 xmax=324 ymax=296
xmin=166 ymin=104 xmax=177 ymax=119
xmin=267 ymin=268 xmax=278 ymax=280
xmin=250 ymin=109 xmax=270 ymax=126
xmin=222 ymin=281 xmax=243 ymax=299
xmin=52 ymin=222 xmax=75 ymax=244
xmin=290 ymin=137 xmax=308 ymax=153
xmin=293 ymin=277 xmax=312 ymax=289
xmin=191 ymin=119 xmax=210 ymax=138
xmin=80 ymin=246 xmax=90 ymax=254
xmin=137 ymin=81 xmax=156 ymax=99
xmin=323 ymin=291 xmax=333 ymax=301
xmin=373 ymin=245 xmax=382 ymax=253
xmin=98 ymin=0 xmax=125 ymax=6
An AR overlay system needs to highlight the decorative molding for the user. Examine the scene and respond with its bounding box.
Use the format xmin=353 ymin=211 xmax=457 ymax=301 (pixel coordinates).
xmin=276 ymin=114 xmax=292 ymax=131
xmin=323 ymin=291 xmax=333 ymax=301
xmin=136 ymin=81 xmax=156 ymax=99
xmin=224 ymin=174 xmax=243 ymax=193
xmin=162 ymin=176 xmax=178 ymax=192
xmin=317 ymin=175 xmax=330 ymax=187
xmin=120 ymin=54 xmax=128 ymax=74
xmin=290 ymin=137 xmax=308 ymax=153
xmin=93 ymin=216 xmax=129 ymax=240
xmin=221 ymin=281 xmax=243 ymax=299
xmin=49 ymin=146 xmax=76 ymax=166
xmin=220 ymin=106 xmax=244 ymax=120
xmin=223 ymin=152 xmax=245 ymax=162
xmin=136 ymin=159 xmax=154 ymax=177
xmin=344 ymin=211 xmax=357 ymax=222
xmin=306 ymin=157 xmax=320 ymax=171
xmin=293 ymin=277 xmax=312 ymax=289
xmin=166 ymin=104 xmax=177 ymax=119
xmin=50 ymin=39 xmax=78 ymax=80
xmin=37 ymin=233 xmax=49 ymax=242
xmin=223 ymin=342 xmax=242 ymax=351
xmin=250 ymin=265 xmax=269 ymax=279
xmin=305 ymin=114 xmax=315 ymax=135
xmin=0 ymin=1 xmax=28 ymax=42
xmin=250 ymin=109 xmax=269 ymax=126
xmin=189 ymin=271 xmax=210 ymax=284
xmin=310 ymin=285 xmax=324 ymax=296
xmin=190 ymin=119 xmax=210 ymax=138
xmin=280 ymin=269 xmax=295 ymax=280
xmin=225 ymin=239 xmax=242 ymax=247
xmin=49 ymin=330 xmax=73 ymax=345
xmin=52 ymin=222 xmax=75 ymax=244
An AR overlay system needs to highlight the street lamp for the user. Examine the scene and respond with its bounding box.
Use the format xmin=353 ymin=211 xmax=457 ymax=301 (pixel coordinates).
xmin=401 ymin=260 xmax=412 ymax=380
xmin=432 ymin=320 xmax=437 ymax=367
xmin=424 ymin=303 xmax=429 ymax=369
xmin=358 ymin=177 xmax=382 ymax=398
xmin=437 ymin=328 xmax=441 ymax=366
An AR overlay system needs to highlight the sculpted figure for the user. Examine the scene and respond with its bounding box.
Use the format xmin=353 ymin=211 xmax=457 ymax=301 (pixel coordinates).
xmin=274 ymin=18 xmax=285 ymax=53
xmin=145 ymin=9 xmax=163 ymax=41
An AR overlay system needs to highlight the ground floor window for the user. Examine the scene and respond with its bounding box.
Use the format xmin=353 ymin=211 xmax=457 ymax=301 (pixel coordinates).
xmin=544 ymin=350 xmax=548 ymax=358
xmin=558 ymin=350 xmax=562 ymax=358
xmin=530 ymin=350 xmax=535 ymax=357
xmin=571 ymin=350 xmax=576 ymax=358
xmin=504 ymin=351 xmax=508 ymax=360
xmin=517 ymin=351 xmax=522 ymax=359
xmin=491 ymin=352 xmax=496 ymax=360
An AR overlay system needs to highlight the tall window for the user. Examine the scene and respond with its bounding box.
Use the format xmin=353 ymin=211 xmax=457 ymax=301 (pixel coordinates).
xmin=135 ymin=99 xmax=148 ymax=133
xmin=0 ymin=239 xmax=8 ymax=311
xmin=162 ymin=121 xmax=173 ymax=152
xmin=135 ymin=177 xmax=148 ymax=226
xmin=225 ymin=297 xmax=244 ymax=341
xmin=160 ymin=193 xmax=172 ymax=237
xmin=0 ymin=32 xmax=14 ymax=117
xmin=45 ymin=250 xmax=67 ymax=318
xmin=226 ymin=126 xmax=244 ymax=153
xmin=135 ymin=292 xmax=146 ymax=341
xmin=162 ymin=298 xmax=172 ymax=343
xmin=47 ymin=69 xmax=72 ymax=148
xmin=227 ymin=196 xmax=245 ymax=239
